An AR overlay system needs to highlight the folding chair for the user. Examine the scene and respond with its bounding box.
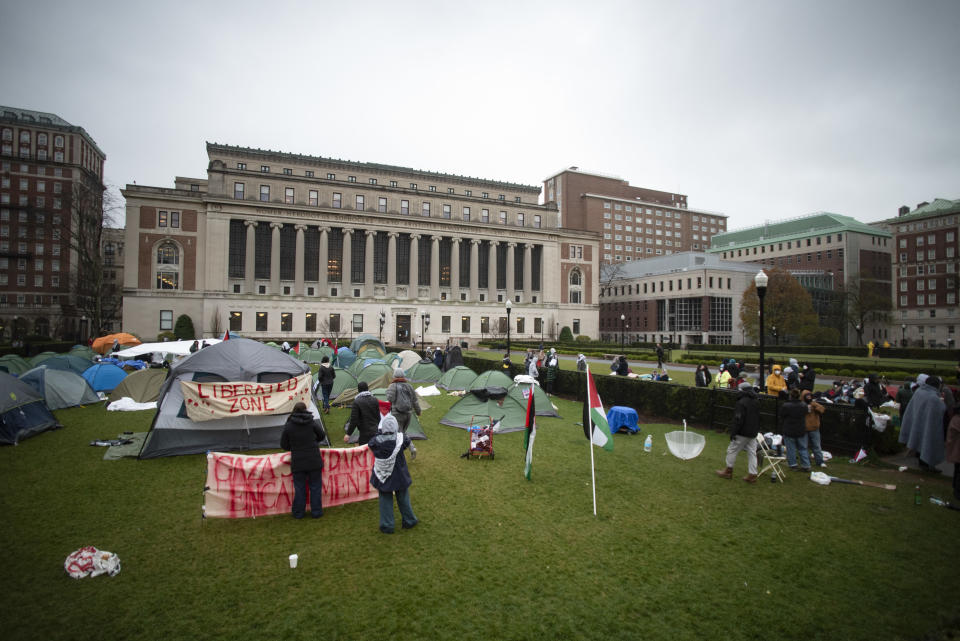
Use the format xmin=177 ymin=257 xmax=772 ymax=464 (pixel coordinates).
xmin=756 ymin=433 xmax=787 ymax=483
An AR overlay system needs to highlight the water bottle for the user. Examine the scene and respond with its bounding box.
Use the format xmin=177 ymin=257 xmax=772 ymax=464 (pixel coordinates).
xmin=643 ymin=434 xmax=652 ymax=452
xmin=930 ymin=496 xmax=946 ymax=507
xmin=914 ymin=485 xmax=922 ymax=506
xmin=770 ymin=470 xmax=777 ymax=483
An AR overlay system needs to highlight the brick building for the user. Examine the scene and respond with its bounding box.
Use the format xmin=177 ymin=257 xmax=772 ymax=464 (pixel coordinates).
xmin=542 ymin=168 xmax=727 ymax=264
xmin=707 ymin=213 xmax=893 ymax=346
xmin=0 ymin=106 xmax=106 ymax=342
xmin=871 ymin=198 xmax=959 ymax=348
xmin=121 ymin=144 xmax=600 ymax=345
xmin=599 ymin=252 xmax=758 ymax=346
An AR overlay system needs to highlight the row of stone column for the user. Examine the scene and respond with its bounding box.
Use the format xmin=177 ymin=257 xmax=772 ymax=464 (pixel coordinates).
xmin=240 ymin=222 xmax=538 ymax=301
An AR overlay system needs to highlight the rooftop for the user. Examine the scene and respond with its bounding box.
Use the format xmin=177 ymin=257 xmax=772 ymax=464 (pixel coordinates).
xmin=0 ymin=105 xmax=105 ymax=157
xmin=707 ymin=212 xmax=890 ymax=251
xmin=207 ymin=143 xmax=541 ymax=193
xmin=878 ymin=198 xmax=960 ymax=224
xmin=611 ymin=252 xmax=760 ymax=280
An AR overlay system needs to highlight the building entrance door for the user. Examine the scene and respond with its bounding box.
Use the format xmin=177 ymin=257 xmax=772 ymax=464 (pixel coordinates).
xmin=396 ymin=315 xmax=411 ymax=344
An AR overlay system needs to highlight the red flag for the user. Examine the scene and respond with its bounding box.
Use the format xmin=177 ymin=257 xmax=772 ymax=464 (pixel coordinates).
xmin=222 ymin=330 xmax=230 ymax=341
xmin=523 ymin=385 xmax=536 ymax=480
xmin=292 ymin=341 xmax=302 ymax=354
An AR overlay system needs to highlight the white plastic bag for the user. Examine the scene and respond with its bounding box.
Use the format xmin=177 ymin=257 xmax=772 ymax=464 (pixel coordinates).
xmin=809 ymin=471 xmax=831 ymax=486
xmin=868 ymin=409 xmax=890 ymax=433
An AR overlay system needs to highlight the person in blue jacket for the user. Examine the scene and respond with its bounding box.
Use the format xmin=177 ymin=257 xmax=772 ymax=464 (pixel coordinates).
xmin=368 ymin=413 xmax=418 ymax=534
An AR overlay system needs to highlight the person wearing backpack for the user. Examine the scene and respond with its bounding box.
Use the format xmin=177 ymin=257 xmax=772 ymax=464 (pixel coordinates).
xmin=314 ymin=356 xmax=336 ymax=414
xmin=387 ymin=368 xmax=421 ymax=459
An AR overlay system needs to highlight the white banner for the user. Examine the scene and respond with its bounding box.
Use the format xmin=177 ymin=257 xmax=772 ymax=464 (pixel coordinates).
xmin=180 ymin=373 xmax=313 ymax=422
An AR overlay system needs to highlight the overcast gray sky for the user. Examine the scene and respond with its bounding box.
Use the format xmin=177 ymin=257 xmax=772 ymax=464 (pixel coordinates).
xmin=2 ymin=0 xmax=958 ymax=230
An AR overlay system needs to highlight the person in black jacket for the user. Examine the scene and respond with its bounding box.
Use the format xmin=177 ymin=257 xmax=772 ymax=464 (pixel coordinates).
xmin=716 ymin=381 xmax=762 ymax=483
xmin=780 ymin=388 xmax=810 ymax=471
xmin=863 ymin=373 xmax=886 ymax=408
xmin=345 ymin=381 xmax=380 ymax=445
xmin=655 ymin=343 xmax=664 ymax=369
xmin=280 ymin=402 xmax=327 ymax=519
xmin=369 ymin=413 xmax=418 ymax=534
xmin=314 ymin=356 xmax=336 ymax=413
xmin=695 ymin=364 xmax=711 ymax=388
xmin=800 ymin=363 xmax=816 ymax=392
xmin=615 ymin=355 xmax=629 ymax=376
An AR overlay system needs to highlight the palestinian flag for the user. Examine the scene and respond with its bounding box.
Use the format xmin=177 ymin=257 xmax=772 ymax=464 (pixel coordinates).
xmin=291 ymin=341 xmax=303 ymax=355
xmin=523 ymin=386 xmax=537 ymax=480
xmin=222 ymin=330 xmax=230 ymax=341
xmin=582 ymin=366 xmax=613 ymax=451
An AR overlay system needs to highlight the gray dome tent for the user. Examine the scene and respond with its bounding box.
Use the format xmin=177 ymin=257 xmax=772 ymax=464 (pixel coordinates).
xmin=19 ymin=367 xmax=100 ymax=410
xmin=139 ymin=338 xmax=326 ymax=459
xmin=0 ymin=371 xmax=60 ymax=445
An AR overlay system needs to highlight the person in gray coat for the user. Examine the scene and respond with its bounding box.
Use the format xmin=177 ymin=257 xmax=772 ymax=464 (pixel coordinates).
xmin=387 ymin=368 xmax=421 ymax=459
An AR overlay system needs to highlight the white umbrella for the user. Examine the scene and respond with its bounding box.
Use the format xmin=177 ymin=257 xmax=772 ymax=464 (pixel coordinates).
xmin=665 ymin=420 xmax=706 ymax=460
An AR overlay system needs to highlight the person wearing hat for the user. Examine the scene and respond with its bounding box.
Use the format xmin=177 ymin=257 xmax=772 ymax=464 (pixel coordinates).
xmin=899 ymin=375 xmax=946 ymax=470
xmin=280 ymin=401 xmax=327 ymax=519
xmin=345 ymin=381 xmax=380 ymax=446
xmin=387 ymin=367 xmax=421 ymax=459
xmin=717 ymin=381 xmax=761 ymax=483
xmin=369 ymin=413 xmax=418 ymax=534
xmin=802 ymin=390 xmax=827 ymax=468
xmin=715 ymin=362 xmax=732 ymax=388
xmin=766 ymin=364 xmax=787 ymax=397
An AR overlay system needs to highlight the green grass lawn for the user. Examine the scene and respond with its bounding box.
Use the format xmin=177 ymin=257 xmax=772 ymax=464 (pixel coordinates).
xmin=2 ymin=393 xmax=959 ymax=641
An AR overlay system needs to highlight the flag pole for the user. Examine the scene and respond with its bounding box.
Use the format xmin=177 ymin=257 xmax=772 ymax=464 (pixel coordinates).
xmin=587 ymin=365 xmax=598 ymax=516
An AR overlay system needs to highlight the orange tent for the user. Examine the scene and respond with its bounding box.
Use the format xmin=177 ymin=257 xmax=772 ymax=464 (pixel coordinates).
xmin=92 ymin=332 xmax=142 ymax=354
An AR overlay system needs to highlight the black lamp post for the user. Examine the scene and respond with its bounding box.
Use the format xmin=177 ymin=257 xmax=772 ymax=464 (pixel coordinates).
xmin=901 ymin=324 xmax=906 ymax=347
xmin=378 ymin=310 xmax=385 ymax=343
xmin=620 ymin=314 xmax=625 ymax=351
xmin=540 ymin=317 xmax=544 ymax=345
xmin=855 ymin=323 xmax=862 ymax=346
xmin=505 ymin=300 xmax=512 ymax=361
xmin=772 ymin=325 xmax=778 ymax=346
xmin=420 ymin=312 xmax=430 ymax=358
xmin=755 ymin=271 xmax=768 ymax=391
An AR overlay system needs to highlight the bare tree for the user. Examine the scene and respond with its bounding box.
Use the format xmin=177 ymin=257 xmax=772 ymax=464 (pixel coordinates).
xmin=841 ymin=273 xmax=892 ymax=345
xmin=66 ymin=179 xmax=122 ymax=338
xmin=599 ymin=261 xmax=626 ymax=293
xmin=317 ymin=316 xmax=348 ymax=347
xmin=209 ymin=306 xmax=223 ymax=338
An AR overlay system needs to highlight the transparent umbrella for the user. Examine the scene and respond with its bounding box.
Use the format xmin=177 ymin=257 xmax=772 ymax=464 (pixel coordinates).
xmin=665 ymin=420 xmax=705 ymax=460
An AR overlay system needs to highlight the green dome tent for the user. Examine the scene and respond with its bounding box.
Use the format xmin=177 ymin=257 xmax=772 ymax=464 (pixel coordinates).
xmin=507 ymin=378 xmax=559 ymax=417
xmin=327 ymin=368 xmax=357 ymax=402
xmin=356 ymin=362 xmax=394 ymax=386
xmin=69 ymin=345 xmax=98 ymax=361
xmin=20 ymin=367 xmax=100 ymax=410
xmin=347 ymin=357 xmax=387 ymax=378
xmin=437 ymin=366 xmax=478 ymax=391
xmin=28 ymin=351 xmax=60 ymax=368
xmin=404 ymin=361 xmax=442 ymax=383
xmin=468 ymin=369 xmax=513 ymax=391
xmin=350 ymin=334 xmax=385 ymax=357
xmin=396 ymin=350 xmax=422 ymax=371
xmin=0 ymin=354 xmax=31 ymax=375
xmin=299 ymin=346 xmax=334 ymax=364
xmin=38 ymin=354 xmax=92 ymax=375
xmin=107 ymin=367 xmax=168 ymax=404
xmin=439 ymin=385 xmax=529 ymax=433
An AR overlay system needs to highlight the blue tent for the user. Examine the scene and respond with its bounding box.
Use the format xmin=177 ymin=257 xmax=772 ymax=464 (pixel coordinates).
xmin=335 ymin=346 xmax=356 ymax=368
xmin=82 ymin=363 xmax=128 ymax=392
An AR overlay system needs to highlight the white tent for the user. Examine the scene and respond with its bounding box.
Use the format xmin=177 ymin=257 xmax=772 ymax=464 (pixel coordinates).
xmin=114 ymin=339 xmax=222 ymax=359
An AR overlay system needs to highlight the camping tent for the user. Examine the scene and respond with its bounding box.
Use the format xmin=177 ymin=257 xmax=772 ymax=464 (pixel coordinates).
xmin=0 ymin=354 xmax=31 ymax=375
xmin=69 ymin=345 xmax=98 ymax=361
xmin=356 ymin=362 xmax=394 ymax=386
xmin=114 ymin=339 xmax=222 ymax=359
xmin=439 ymin=385 xmax=531 ymax=433
xmin=92 ymin=333 xmax=141 ymax=354
xmin=347 ymin=357 xmax=387 ymax=377
xmin=469 ymin=369 xmax=514 ymax=392
xmin=507 ymin=378 xmax=559 ymax=418
xmin=442 ymin=345 xmax=465 ymax=372
xmin=299 ymin=347 xmax=333 ymax=364
xmin=437 ymin=366 xmax=478 ymax=391
xmin=37 ymin=354 xmax=92 ymax=375
xmin=81 ymin=363 xmax=128 ymax=392
xmin=335 ymin=347 xmax=356 ymax=368
xmin=396 ymin=350 xmax=422 ymax=371
xmin=0 ymin=371 xmax=60 ymax=444
xmin=327 ymin=368 xmax=357 ymax=401
xmin=107 ymin=367 xmax=168 ymax=404
xmin=28 ymin=351 xmax=61 ymax=368
xmin=404 ymin=361 xmax=442 ymax=383
xmin=350 ymin=335 xmax=386 ymax=357
xmin=19 ymin=367 xmax=100 ymax=410
xmin=139 ymin=338 xmax=326 ymax=459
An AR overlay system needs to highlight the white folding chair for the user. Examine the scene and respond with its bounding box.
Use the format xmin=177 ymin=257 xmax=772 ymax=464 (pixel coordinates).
xmin=756 ymin=433 xmax=787 ymax=483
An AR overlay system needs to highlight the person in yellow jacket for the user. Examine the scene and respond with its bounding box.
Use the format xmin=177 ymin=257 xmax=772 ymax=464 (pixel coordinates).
xmin=715 ymin=365 xmax=732 ymax=388
xmin=765 ymin=364 xmax=788 ymax=396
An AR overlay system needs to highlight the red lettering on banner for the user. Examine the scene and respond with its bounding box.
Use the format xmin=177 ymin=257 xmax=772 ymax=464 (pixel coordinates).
xmin=197 ymin=384 xmax=209 ymax=399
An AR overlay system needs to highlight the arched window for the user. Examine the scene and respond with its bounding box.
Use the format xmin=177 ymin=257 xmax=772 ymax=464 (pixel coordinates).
xmin=155 ymin=241 xmax=180 ymax=290
xmin=569 ymin=268 xmax=583 ymax=304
